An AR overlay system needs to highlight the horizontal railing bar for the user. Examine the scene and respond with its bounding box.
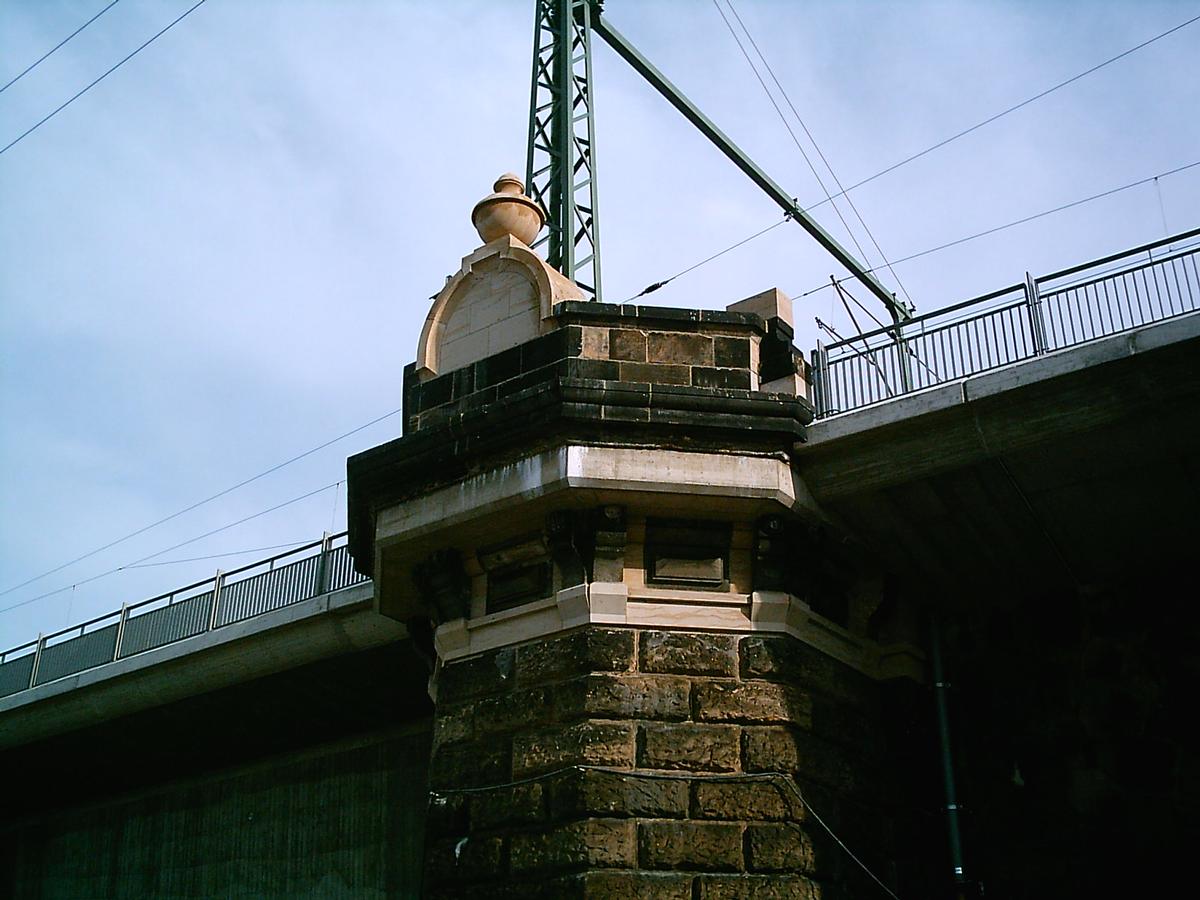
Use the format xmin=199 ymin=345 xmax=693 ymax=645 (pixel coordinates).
xmin=1037 ymin=226 xmax=1200 ymax=284
xmin=1038 ymin=245 xmax=1200 ymax=300
xmin=825 ymin=299 xmax=1026 ymax=359
xmin=822 ymin=284 xmax=1025 ymax=351
xmin=1 ymin=639 xmax=39 ymax=658
xmin=39 ymin=609 xmax=122 ymax=644
xmin=813 ymin=234 xmax=1198 ymax=418
xmin=121 ymin=532 xmax=348 ymax=615
xmin=1 ymin=531 xmax=353 ymax=664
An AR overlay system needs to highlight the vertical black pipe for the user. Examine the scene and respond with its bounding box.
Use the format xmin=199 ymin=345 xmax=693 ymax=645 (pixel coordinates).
xmin=930 ymin=614 xmax=968 ymax=895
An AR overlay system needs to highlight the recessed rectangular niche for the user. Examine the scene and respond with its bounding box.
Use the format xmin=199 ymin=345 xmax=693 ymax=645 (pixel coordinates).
xmin=478 ymin=533 xmax=552 ymax=615
xmin=645 ymin=519 xmax=732 ymax=590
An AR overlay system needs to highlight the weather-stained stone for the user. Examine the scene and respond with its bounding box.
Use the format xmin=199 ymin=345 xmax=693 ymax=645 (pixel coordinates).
xmin=638 ymin=821 xmax=743 ymax=871
xmin=694 ymin=681 xmax=812 ymax=726
xmin=550 ymin=767 xmax=689 ymax=820
xmin=713 ymin=335 xmax=752 ymax=369
xmin=696 ymin=874 xmax=821 ymax=899
xmin=470 ymin=781 xmax=547 ymax=830
xmin=618 ymin=361 xmax=690 ymax=385
xmin=746 ymin=823 xmax=816 ymax=873
xmin=513 ymin=721 xmax=636 ymax=776
xmin=647 ymin=331 xmax=714 ymax=366
xmin=516 ymin=629 xmax=635 ymax=687
xmin=608 ymin=329 xmax=647 ymax=361
xmin=692 ymin=780 xmax=796 ymax=821
xmin=510 ymin=819 xmax=636 ymax=872
xmin=555 ymin=674 xmax=690 ymax=723
xmin=640 ymin=723 xmax=740 ymax=772
xmin=571 ymin=871 xmax=694 ymax=899
xmin=473 ymin=686 xmax=554 ymax=736
xmin=439 ymin=647 xmax=516 ymax=703
xmin=640 ymin=632 xmax=737 ymax=677
xmin=430 ymin=737 xmax=511 ymax=790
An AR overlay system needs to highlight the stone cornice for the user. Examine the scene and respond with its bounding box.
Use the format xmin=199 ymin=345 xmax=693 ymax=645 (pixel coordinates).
xmin=347 ymin=378 xmax=812 ymax=574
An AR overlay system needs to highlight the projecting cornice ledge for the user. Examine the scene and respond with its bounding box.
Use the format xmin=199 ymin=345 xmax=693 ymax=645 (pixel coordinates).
xmin=347 ymin=377 xmax=812 ymax=574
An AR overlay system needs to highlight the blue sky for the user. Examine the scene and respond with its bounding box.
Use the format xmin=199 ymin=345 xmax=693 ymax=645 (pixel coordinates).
xmin=2 ymin=0 xmax=1198 ymax=650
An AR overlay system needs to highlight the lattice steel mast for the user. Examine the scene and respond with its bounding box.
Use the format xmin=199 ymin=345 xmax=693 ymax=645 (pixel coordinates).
xmin=526 ymin=0 xmax=603 ymax=300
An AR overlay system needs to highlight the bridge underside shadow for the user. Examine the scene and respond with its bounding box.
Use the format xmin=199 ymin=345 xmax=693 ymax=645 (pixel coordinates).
xmin=797 ymin=312 xmax=1200 ymax=896
xmin=799 ymin=312 xmax=1200 ymax=598
xmin=0 ymin=640 xmax=434 ymax=898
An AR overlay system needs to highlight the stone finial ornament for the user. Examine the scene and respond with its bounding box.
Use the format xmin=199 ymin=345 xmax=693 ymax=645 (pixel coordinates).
xmin=471 ymin=173 xmax=545 ymax=245
xmin=415 ymin=174 xmax=583 ymax=378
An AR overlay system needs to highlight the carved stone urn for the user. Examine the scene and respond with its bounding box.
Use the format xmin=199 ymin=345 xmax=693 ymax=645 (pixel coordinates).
xmin=470 ymin=173 xmax=545 ymax=245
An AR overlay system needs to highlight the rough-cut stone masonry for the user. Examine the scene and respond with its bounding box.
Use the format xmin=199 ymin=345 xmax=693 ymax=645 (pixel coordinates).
xmin=423 ymin=627 xmax=896 ymax=898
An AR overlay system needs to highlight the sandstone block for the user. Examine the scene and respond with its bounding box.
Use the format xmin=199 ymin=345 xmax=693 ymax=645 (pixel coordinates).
xmin=516 ymin=629 xmax=635 ymax=687
xmin=510 ymin=818 xmax=636 ymax=873
xmin=694 ymin=681 xmax=812 ymax=726
xmin=640 ymin=632 xmax=737 ymax=677
xmin=696 ymin=874 xmax=820 ymax=899
xmin=692 ymin=780 xmax=795 ymax=821
xmin=581 ymin=326 xmax=609 ymax=359
xmin=555 ymin=674 xmax=690 ymax=722
xmin=439 ymin=647 xmax=516 ymax=703
xmin=713 ymin=335 xmax=751 ymax=368
xmin=741 ymin=635 xmax=867 ymax=704
xmin=647 ymin=331 xmax=715 ymax=365
xmin=638 ymin=821 xmax=743 ymax=871
xmin=513 ymin=721 xmax=636 ymax=776
xmin=550 ymin=766 xmax=689 ymax=820
xmin=746 ymin=823 xmax=816 ymax=873
xmin=573 ymin=871 xmax=693 ymax=899
xmin=742 ymin=727 xmax=861 ymax=794
xmin=473 ymin=685 xmax=554 ymax=736
xmin=470 ymin=781 xmax=546 ymax=830
xmin=640 ymin=723 xmax=740 ymax=772
xmin=430 ymin=738 xmax=511 ymax=790
xmin=618 ymin=361 xmax=690 ymax=385
xmin=608 ymin=329 xmax=647 ymax=361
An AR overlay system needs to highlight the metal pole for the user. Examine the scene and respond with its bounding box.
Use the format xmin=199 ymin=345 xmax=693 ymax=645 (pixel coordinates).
xmin=113 ymin=603 xmax=129 ymax=661
xmin=316 ymin=531 xmax=332 ymax=595
xmin=1025 ymin=271 xmax=1048 ymax=355
xmin=930 ymin=614 xmax=969 ymax=895
xmin=811 ymin=342 xmax=827 ymax=417
xmin=591 ymin=6 xmax=909 ymax=323
xmin=895 ymin=320 xmax=913 ymax=394
xmin=208 ymin=570 xmax=224 ymax=631
xmin=28 ymin=633 xmax=44 ymax=688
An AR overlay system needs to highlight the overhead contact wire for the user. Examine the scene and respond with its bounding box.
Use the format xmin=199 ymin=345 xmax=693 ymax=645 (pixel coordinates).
xmin=799 ymin=159 xmax=1200 ymax=296
xmin=0 ymin=0 xmax=122 ymax=94
xmin=806 ymin=12 xmax=1200 ymax=211
xmin=0 ymin=482 xmax=342 ymax=615
xmin=709 ymin=0 xmax=880 ymax=287
xmin=0 ymin=0 xmax=210 ymax=155
xmin=722 ymin=0 xmax=915 ymax=312
xmin=0 ymin=407 xmax=402 ymax=599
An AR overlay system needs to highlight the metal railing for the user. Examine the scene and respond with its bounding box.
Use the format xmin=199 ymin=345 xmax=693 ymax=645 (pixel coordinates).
xmin=0 ymin=532 xmax=369 ymax=700
xmin=811 ymin=228 xmax=1200 ymax=417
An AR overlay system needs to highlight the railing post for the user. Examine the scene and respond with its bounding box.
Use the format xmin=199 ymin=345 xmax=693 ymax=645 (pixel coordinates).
xmin=893 ymin=321 xmax=914 ymax=394
xmin=113 ymin=603 xmax=129 ymax=661
xmin=28 ymin=633 xmax=44 ymax=689
xmin=811 ymin=342 xmax=827 ymax=417
xmin=1025 ymin=271 xmax=1048 ymax=355
xmin=208 ymin=570 xmax=225 ymax=631
xmin=315 ymin=531 xmax=333 ymax=595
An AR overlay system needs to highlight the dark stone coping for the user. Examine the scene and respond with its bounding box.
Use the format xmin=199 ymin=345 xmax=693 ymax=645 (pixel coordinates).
xmin=347 ymin=377 xmax=813 ymax=574
xmin=552 ymin=300 xmax=768 ymax=334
